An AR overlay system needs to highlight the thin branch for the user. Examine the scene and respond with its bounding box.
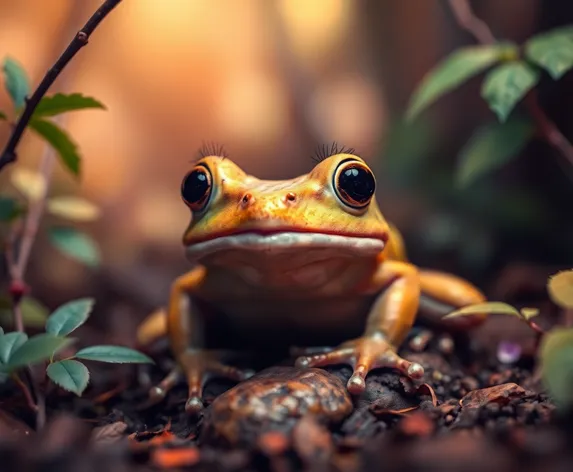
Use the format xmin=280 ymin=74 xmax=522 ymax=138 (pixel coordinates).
xmin=448 ymin=0 xmax=573 ymax=168
xmin=448 ymin=0 xmax=495 ymax=44
xmin=0 ymin=0 xmax=123 ymax=172
xmin=12 ymin=374 xmax=38 ymax=413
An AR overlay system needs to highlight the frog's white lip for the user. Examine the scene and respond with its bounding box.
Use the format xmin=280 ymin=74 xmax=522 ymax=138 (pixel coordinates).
xmin=185 ymin=231 xmax=385 ymax=260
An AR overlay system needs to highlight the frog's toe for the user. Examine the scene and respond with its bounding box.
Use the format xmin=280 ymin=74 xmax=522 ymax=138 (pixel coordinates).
xmin=182 ymin=357 xmax=255 ymax=415
xmin=295 ymin=337 xmax=425 ymax=395
xmin=182 ymin=362 xmax=255 ymax=413
xmin=294 ymin=347 xmax=355 ymax=369
xmin=147 ymin=366 xmax=181 ymax=404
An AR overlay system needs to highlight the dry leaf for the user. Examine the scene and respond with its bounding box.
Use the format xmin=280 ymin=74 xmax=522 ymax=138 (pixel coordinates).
xmin=90 ymin=422 xmax=128 ymax=446
xmin=459 ymin=383 xmax=527 ymax=409
xmin=152 ymin=447 xmax=200 ymax=469
xmin=10 ymin=167 xmax=47 ymax=201
xmin=547 ymin=270 xmax=573 ymax=309
xmin=47 ymin=196 xmax=101 ymax=221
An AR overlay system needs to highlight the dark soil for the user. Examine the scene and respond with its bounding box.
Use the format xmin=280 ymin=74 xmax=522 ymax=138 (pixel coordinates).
xmin=0 ymin=298 xmax=571 ymax=471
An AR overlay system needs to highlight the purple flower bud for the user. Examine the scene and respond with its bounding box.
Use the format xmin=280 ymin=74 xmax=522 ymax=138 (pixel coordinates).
xmin=497 ymin=341 xmax=522 ymax=364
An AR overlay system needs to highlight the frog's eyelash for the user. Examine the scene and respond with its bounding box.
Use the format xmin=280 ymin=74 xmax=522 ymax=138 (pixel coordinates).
xmin=195 ymin=141 xmax=229 ymax=161
xmin=311 ymin=142 xmax=356 ymax=163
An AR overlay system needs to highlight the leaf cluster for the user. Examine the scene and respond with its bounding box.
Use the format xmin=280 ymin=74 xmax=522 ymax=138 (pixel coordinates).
xmin=0 ymin=299 xmax=152 ymax=395
xmin=1 ymin=57 xmax=106 ymax=177
xmin=406 ymin=25 xmax=573 ymax=188
xmin=444 ymin=269 xmax=573 ymax=410
xmin=0 ymin=57 xmax=105 ymax=268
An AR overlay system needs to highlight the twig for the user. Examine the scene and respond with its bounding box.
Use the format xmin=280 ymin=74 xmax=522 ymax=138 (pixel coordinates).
xmin=448 ymin=0 xmax=496 ymax=44
xmin=0 ymin=0 xmax=123 ymax=172
xmin=12 ymin=373 xmax=38 ymax=413
xmin=448 ymin=0 xmax=573 ymax=168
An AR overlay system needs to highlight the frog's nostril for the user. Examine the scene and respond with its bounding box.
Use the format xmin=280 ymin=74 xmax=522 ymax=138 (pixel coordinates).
xmin=241 ymin=193 xmax=254 ymax=207
xmin=284 ymin=192 xmax=297 ymax=204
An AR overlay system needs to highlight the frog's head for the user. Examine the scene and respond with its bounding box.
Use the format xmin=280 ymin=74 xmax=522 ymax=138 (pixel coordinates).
xmin=180 ymin=152 xmax=389 ymax=273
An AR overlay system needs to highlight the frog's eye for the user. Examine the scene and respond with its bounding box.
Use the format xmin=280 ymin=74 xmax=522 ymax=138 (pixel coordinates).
xmin=181 ymin=164 xmax=213 ymax=211
xmin=333 ymin=159 xmax=376 ymax=209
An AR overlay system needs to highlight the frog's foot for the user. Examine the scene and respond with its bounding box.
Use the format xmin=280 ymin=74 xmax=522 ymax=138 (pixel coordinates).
xmin=294 ymin=335 xmax=424 ymax=395
xmin=409 ymin=329 xmax=455 ymax=355
xmin=147 ymin=350 xmax=255 ymax=413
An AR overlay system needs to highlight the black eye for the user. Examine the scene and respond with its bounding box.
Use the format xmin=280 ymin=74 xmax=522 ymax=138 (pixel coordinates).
xmin=334 ymin=160 xmax=376 ymax=209
xmin=181 ymin=165 xmax=212 ymax=211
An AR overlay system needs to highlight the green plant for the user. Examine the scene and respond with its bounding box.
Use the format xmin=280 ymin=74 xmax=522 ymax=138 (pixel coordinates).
xmin=0 ymin=0 xmax=123 ymax=431
xmin=444 ymin=269 xmax=573 ymax=411
xmin=0 ymin=57 xmax=104 ymax=338
xmin=0 ymin=298 xmax=152 ymax=399
xmin=405 ymin=0 xmax=573 ymax=189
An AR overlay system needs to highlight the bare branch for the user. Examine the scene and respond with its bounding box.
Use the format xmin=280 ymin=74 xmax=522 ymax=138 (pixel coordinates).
xmin=448 ymin=0 xmax=496 ymax=44
xmin=0 ymin=0 xmax=123 ymax=172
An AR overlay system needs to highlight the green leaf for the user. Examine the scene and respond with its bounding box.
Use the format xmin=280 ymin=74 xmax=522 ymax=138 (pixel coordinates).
xmin=8 ymin=333 xmax=74 ymax=370
xmin=2 ymin=57 xmax=30 ymax=110
xmin=456 ymin=119 xmax=534 ymax=187
xmin=520 ymin=307 xmax=540 ymax=320
xmin=525 ymin=26 xmax=573 ymax=79
xmin=0 ymin=296 xmax=50 ymax=329
xmin=0 ymin=332 xmax=28 ymax=364
xmin=75 ymin=345 xmax=153 ymax=364
xmin=547 ymin=269 xmax=573 ymax=309
xmin=481 ymin=61 xmax=540 ymax=122
xmin=406 ymin=44 xmax=513 ymax=120
xmin=443 ymin=302 xmax=522 ymax=320
xmin=46 ymin=298 xmax=95 ymax=336
xmin=47 ymin=359 xmax=89 ymax=396
xmin=29 ymin=118 xmax=81 ymax=176
xmin=0 ymin=327 xmax=3 ymax=336
xmin=33 ymin=93 xmax=106 ymax=118
xmin=0 ymin=196 xmax=20 ymax=221
xmin=48 ymin=227 xmax=100 ymax=268
xmin=539 ymin=327 xmax=573 ymax=409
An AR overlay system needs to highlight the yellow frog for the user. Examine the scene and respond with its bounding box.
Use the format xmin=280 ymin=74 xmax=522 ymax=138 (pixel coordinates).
xmin=138 ymin=150 xmax=487 ymax=413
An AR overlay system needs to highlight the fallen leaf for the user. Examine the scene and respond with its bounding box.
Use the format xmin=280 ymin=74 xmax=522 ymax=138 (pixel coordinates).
xmin=90 ymin=422 xmax=128 ymax=446
xmin=459 ymin=383 xmax=528 ymax=409
xmin=398 ymin=411 xmax=435 ymax=437
xmin=152 ymin=447 xmax=200 ymax=469
xmin=416 ymin=383 xmax=439 ymax=407
xmin=370 ymin=405 xmax=419 ymax=417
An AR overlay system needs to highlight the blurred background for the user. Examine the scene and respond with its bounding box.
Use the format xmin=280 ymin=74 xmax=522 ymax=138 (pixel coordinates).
xmin=0 ymin=0 xmax=572 ymax=346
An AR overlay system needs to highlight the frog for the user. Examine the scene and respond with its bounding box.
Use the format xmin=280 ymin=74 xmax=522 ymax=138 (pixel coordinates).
xmin=137 ymin=149 xmax=487 ymax=413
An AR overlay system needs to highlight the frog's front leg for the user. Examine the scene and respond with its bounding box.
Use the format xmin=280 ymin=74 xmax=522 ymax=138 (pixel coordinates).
xmin=148 ymin=267 xmax=254 ymax=413
xmin=295 ymin=260 xmax=424 ymax=395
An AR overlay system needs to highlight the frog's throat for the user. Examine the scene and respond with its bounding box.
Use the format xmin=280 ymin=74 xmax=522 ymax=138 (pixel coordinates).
xmin=184 ymin=231 xmax=385 ymax=261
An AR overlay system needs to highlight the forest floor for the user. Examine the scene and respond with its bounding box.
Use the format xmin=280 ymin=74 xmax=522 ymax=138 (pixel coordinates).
xmin=0 ymin=290 xmax=572 ymax=472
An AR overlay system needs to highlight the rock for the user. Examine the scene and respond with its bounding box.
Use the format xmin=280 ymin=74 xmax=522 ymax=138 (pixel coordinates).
xmin=200 ymin=366 xmax=352 ymax=447
xmin=459 ymin=383 xmax=530 ymax=409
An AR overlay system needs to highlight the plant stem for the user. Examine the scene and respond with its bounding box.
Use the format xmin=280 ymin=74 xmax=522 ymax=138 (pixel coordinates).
xmin=0 ymin=0 xmax=123 ymax=172
xmin=448 ymin=0 xmax=573 ymax=168
xmin=12 ymin=373 xmax=38 ymax=413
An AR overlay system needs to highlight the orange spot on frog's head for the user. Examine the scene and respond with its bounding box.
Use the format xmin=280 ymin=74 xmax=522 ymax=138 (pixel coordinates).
xmin=179 ymin=152 xmax=390 ymax=263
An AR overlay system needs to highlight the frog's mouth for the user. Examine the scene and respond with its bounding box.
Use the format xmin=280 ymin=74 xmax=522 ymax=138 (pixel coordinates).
xmin=184 ymin=228 xmax=387 ymax=261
